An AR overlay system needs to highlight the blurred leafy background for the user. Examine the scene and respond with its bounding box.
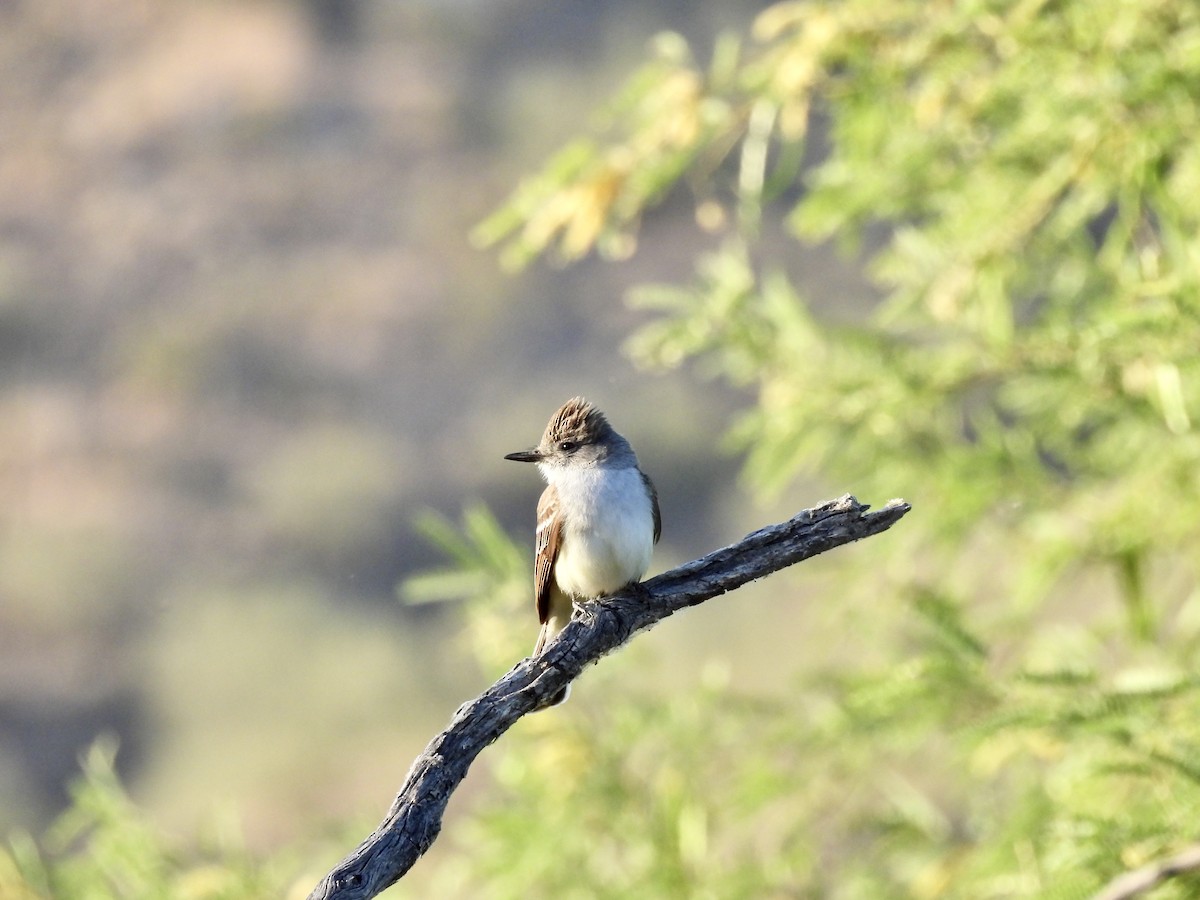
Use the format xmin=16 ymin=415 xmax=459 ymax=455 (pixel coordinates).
xmin=4 ymin=0 xmax=1200 ymax=897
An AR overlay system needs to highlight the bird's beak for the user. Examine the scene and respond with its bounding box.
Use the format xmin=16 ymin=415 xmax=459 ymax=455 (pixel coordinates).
xmin=504 ymin=448 xmax=542 ymax=463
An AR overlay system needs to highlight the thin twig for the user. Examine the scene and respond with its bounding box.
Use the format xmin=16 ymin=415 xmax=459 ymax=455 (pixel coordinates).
xmin=1091 ymin=844 xmax=1200 ymax=900
xmin=307 ymin=494 xmax=911 ymax=900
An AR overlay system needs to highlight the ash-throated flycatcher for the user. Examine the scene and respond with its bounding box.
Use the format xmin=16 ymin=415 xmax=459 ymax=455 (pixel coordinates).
xmin=505 ymin=397 xmax=661 ymax=705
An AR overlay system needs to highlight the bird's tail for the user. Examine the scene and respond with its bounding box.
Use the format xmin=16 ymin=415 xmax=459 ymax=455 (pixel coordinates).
xmin=533 ymin=617 xmax=570 ymax=707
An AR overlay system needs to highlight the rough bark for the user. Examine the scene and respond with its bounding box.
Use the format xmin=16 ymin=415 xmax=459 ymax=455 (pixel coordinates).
xmin=307 ymin=494 xmax=911 ymax=900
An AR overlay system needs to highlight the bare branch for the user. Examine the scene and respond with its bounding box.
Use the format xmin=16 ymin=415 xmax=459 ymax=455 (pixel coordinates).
xmin=1091 ymin=844 xmax=1200 ymax=900
xmin=307 ymin=494 xmax=911 ymax=900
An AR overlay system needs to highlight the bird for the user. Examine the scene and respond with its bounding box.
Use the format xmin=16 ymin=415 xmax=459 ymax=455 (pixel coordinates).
xmin=504 ymin=397 xmax=661 ymax=705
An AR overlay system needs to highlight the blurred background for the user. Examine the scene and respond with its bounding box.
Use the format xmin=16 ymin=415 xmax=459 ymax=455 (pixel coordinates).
xmin=7 ymin=2 xmax=1200 ymax=897
xmin=0 ymin=0 xmax=837 ymax=847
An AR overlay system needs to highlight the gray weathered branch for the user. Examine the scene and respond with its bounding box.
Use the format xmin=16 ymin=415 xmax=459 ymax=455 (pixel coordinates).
xmin=307 ymin=494 xmax=911 ymax=900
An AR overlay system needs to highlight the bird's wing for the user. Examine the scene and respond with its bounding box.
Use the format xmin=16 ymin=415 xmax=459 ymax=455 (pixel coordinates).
xmin=534 ymin=483 xmax=563 ymax=624
xmin=641 ymin=471 xmax=662 ymax=544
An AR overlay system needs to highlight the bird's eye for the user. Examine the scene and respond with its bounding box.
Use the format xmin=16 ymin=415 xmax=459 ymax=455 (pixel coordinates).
xmin=558 ymin=440 xmax=577 ymax=452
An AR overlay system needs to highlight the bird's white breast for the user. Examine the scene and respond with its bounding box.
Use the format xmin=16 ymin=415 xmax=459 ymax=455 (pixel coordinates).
xmin=549 ymin=465 xmax=655 ymax=598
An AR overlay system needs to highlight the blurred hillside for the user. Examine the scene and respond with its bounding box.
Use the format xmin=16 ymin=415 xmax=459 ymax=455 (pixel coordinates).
xmin=0 ymin=0 xmax=831 ymax=844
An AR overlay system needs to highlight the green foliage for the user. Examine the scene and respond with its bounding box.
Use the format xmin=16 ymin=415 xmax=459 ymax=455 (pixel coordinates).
xmin=445 ymin=0 xmax=1200 ymax=896
xmin=0 ymin=741 xmax=298 ymax=900
xmin=401 ymin=503 xmax=530 ymax=673
xmin=472 ymin=32 xmax=746 ymax=270
xmin=482 ymin=0 xmax=1200 ymax=624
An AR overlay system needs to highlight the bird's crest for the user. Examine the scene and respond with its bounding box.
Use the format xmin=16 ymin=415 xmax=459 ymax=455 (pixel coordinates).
xmin=543 ymin=397 xmax=611 ymax=446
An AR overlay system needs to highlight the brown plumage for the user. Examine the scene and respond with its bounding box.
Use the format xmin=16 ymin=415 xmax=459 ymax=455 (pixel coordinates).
xmin=541 ymin=396 xmax=613 ymax=448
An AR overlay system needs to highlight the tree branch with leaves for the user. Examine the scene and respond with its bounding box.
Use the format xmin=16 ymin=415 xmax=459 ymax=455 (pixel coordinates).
xmin=458 ymin=1 xmax=1200 ymax=895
